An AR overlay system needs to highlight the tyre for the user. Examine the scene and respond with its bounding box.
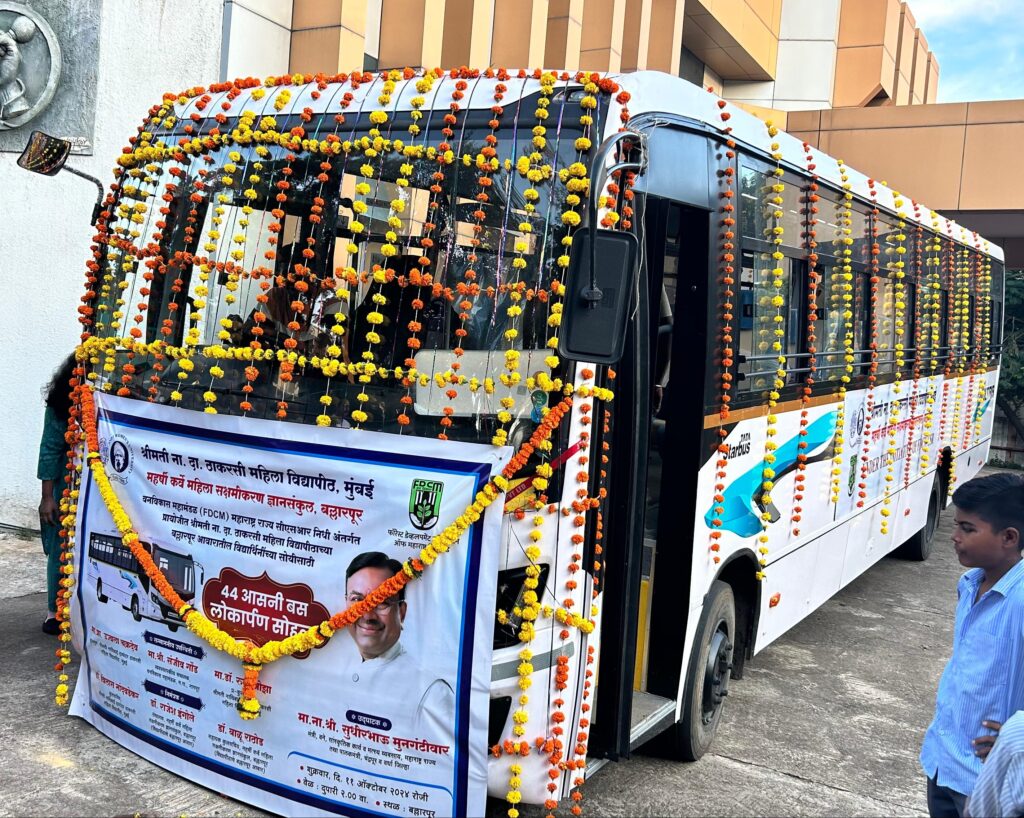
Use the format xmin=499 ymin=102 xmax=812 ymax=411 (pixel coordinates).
xmin=168 ymin=623 xmax=179 ymax=632
xmin=895 ymin=476 xmax=942 ymax=561
xmin=648 ymin=580 xmax=736 ymax=761
xmin=130 ymin=595 xmax=142 ymax=622
xmin=96 ymin=579 xmax=107 ymax=603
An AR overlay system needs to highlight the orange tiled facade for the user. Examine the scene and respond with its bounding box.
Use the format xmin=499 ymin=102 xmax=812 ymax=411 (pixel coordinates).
xmin=283 ymin=0 xmax=936 ymax=113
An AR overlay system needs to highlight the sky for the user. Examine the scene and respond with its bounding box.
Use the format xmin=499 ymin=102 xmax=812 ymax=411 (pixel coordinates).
xmin=909 ymin=0 xmax=1024 ymax=102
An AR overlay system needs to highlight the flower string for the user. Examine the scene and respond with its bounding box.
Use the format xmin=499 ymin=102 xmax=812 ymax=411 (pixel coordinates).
xmin=880 ymin=194 xmax=908 ymax=534
xmin=793 ymin=142 xmax=820 ymax=535
xmin=709 ymin=127 xmax=737 ymax=562
xmin=857 ymin=181 xmax=880 ymax=510
xmin=755 ymin=119 xmax=785 ymax=579
xmin=903 ymin=210 xmax=925 ymax=489
xmin=76 ymin=382 xmax=572 ymax=717
xmin=829 ymin=160 xmax=855 ymax=504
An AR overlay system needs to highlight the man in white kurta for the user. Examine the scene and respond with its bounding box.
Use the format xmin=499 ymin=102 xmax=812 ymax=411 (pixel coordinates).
xmin=343 ymin=552 xmax=455 ymax=742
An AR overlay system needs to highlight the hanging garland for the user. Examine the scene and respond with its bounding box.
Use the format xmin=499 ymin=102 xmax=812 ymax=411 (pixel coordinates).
xmin=829 ymin=161 xmax=855 ymax=505
xmin=791 ymin=142 xmax=820 ymax=536
xmin=707 ymin=97 xmax=738 ymax=565
xmin=880 ymin=195 xmax=908 ymax=535
xmin=76 ymin=384 xmax=572 ymax=718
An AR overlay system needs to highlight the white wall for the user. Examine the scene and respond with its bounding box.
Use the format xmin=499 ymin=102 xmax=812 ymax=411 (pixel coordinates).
xmin=723 ymin=0 xmax=841 ymax=112
xmin=0 ymin=0 xmax=225 ymax=527
xmin=223 ymin=0 xmax=292 ymax=81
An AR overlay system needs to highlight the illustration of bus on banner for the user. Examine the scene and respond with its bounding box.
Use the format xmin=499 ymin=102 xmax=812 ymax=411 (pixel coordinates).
xmin=86 ymin=532 xmax=203 ymax=632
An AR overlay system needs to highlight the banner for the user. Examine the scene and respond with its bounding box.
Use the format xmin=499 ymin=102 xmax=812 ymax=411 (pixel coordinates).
xmin=70 ymin=395 xmax=511 ymax=817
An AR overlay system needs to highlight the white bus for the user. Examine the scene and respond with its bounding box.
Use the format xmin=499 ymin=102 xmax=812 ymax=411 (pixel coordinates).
xmin=73 ymin=69 xmax=1002 ymax=807
xmin=87 ymin=532 xmax=202 ymax=631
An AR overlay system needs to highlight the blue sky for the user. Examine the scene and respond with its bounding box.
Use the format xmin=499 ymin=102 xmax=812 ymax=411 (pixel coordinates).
xmin=909 ymin=0 xmax=1024 ymax=102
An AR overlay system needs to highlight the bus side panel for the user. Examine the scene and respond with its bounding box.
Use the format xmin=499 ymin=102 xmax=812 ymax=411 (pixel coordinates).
xmin=890 ymin=473 xmax=935 ymax=553
xmin=839 ymin=503 xmax=895 ymax=589
xmin=753 ymin=526 xmax=843 ymax=651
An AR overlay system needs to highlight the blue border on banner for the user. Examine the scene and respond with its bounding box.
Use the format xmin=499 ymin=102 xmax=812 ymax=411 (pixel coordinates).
xmin=77 ymin=407 xmax=494 ymax=818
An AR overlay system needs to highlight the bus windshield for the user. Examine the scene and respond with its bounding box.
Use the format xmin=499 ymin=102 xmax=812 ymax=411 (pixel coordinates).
xmin=154 ymin=547 xmax=195 ymax=596
xmin=95 ymin=82 xmax=605 ymax=451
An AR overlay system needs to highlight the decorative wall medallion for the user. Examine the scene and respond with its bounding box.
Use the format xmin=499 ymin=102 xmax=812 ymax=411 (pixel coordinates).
xmin=0 ymin=2 xmax=61 ymax=131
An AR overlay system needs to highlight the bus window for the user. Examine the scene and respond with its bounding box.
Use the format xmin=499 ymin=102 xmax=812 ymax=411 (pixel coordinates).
xmin=738 ymin=251 xmax=795 ymax=392
xmin=875 ymin=274 xmax=896 ymax=376
xmin=738 ymin=164 xmax=803 ymax=244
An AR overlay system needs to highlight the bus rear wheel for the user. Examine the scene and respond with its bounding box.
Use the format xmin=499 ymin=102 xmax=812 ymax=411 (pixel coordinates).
xmin=96 ymin=579 xmax=107 ymax=603
xmin=130 ymin=595 xmax=142 ymax=622
xmin=895 ymin=476 xmax=942 ymax=561
xmin=668 ymin=580 xmax=736 ymax=761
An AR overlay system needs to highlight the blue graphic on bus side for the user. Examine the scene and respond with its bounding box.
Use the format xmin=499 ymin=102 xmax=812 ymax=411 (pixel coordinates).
xmin=973 ymin=397 xmax=991 ymax=424
xmin=705 ymin=411 xmax=839 ymax=538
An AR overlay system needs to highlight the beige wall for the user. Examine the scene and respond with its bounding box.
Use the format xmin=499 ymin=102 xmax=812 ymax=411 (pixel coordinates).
xmin=833 ymin=0 xmax=938 ymax=107
xmin=789 ymin=100 xmax=1024 ymax=220
xmin=834 ymin=0 xmax=900 ymax=106
xmin=290 ymin=0 xmax=369 ymax=74
xmin=290 ymin=0 xmax=649 ymax=75
xmin=909 ymin=29 xmax=928 ymax=104
xmin=724 ymin=0 xmax=840 ymax=112
xmin=682 ymin=0 xmax=781 ymax=81
xmin=285 ymin=0 xmax=941 ymax=118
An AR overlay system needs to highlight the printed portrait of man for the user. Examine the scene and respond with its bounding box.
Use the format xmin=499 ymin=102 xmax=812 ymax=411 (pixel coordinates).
xmin=343 ymin=551 xmax=455 ymax=741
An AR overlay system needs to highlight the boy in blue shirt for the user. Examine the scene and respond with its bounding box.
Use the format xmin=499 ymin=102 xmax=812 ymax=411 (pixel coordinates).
xmin=921 ymin=472 xmax=1024 ymax=817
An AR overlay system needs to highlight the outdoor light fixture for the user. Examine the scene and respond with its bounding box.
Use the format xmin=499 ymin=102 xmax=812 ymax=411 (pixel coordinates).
xmin=17 ymin=130 xmax=105 ymax=223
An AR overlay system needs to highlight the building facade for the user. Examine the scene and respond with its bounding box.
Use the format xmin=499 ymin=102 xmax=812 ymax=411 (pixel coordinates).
xmin=1 ymin=0 xmax=1020 ymax=528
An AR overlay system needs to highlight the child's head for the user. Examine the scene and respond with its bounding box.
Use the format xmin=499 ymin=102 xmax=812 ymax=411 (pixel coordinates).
xmin=951 ymin=472 xmax=1024 ymax=570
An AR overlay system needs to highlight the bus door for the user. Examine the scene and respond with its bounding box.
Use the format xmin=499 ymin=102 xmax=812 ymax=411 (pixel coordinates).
xmin=588 ymin=126 xmax=714 ymax=762
xmin=632 ymin=196 xmax=711 ymax=735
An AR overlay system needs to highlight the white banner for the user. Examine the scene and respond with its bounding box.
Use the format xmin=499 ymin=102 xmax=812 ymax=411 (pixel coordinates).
xmin=70 ymin=394 xmax=511 ymax=817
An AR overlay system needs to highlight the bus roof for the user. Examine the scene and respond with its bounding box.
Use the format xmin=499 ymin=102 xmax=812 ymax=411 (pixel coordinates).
xmin=160 ymin=69 xmax=1002 ymax=263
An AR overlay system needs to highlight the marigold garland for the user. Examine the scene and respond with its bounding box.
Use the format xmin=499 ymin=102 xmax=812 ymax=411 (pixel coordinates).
xmin=828 ymin=161 xmax=855 ymax=505
xmin=753 ymin=120 xmax=786 ymax=578
xmin=708 ymin=126 xmax=737 ymax=564
xmin=880 ymin=195 xmax=908 ymax=535
xmin=76 ymin=383 xmax=572 ymax=716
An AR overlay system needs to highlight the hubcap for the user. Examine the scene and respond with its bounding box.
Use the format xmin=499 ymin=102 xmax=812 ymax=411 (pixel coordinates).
xmin=701 ymin=624 xmax=733 ymax=725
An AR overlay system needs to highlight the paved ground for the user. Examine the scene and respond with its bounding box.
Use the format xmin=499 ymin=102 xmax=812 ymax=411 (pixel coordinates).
xmin=0 ymin=480 xmax=974 ymax=817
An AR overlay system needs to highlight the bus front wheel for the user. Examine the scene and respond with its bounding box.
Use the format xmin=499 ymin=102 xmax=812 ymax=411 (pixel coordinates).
xmin=130 ymin=595 xmax=142 ymax=622
xmin=674 ymin=580 xmax=735 ymax=761
xmin=96 ymin=579 xmax=107 ymax=603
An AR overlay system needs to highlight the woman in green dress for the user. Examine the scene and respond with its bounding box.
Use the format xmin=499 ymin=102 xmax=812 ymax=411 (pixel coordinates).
xmin=38 ymin=354 xmax=75 ymax=635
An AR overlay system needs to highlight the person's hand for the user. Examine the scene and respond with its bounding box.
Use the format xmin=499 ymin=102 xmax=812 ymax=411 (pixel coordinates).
xmin=38 ymin=494 xmax=58 ymax=527
xmin=0 ymin=33 xmax=20 ymax=86
xmin=972 ymin=720 xmax=1002 ymax=761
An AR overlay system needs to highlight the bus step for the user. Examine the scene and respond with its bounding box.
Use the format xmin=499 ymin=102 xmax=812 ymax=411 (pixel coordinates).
xmin=629 ymin=692 xmax=676 ymax=750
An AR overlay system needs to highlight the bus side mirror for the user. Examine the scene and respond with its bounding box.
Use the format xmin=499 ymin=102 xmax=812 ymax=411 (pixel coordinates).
xmin=558 ymin=227 xmax=638 ymax=364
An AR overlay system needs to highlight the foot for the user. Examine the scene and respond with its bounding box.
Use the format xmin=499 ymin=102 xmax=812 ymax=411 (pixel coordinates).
xmin=41 ymin=617 xmax=60 ymax=635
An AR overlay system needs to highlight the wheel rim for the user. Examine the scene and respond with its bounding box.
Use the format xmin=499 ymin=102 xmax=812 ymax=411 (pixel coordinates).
xmin=701 ymin=623 xmax=733 ymax=725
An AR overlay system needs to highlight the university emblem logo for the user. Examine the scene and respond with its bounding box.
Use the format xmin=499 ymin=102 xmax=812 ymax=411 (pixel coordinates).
xmin=409 ymin=479 xmax=444 ymax=530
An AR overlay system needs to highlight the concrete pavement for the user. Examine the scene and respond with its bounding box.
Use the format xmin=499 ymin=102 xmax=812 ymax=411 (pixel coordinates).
xmin=0 ymin=481 xmax=973 ymax=816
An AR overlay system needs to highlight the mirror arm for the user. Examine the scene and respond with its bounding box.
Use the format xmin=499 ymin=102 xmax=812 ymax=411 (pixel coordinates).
xmin=61 ymin=164 xmax=106 ymax=224
xmin=586 ymin=130 xmax=647 ymax=308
